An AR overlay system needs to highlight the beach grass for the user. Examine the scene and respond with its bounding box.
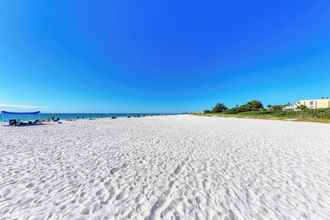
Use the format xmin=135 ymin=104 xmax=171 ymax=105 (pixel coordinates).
xmin=193 ymin=109 xmax=330 ymax=123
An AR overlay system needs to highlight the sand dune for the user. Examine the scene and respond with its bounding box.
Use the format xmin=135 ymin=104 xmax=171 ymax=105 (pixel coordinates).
xmin=1 ymin=115 xmax=330 ymax=219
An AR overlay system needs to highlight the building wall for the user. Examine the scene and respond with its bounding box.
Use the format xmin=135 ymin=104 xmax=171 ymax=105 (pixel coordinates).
xmin=317 ymin=99 xmax=330 ymax=108
xmin=296 ymin=99 xmax=330 ymax=109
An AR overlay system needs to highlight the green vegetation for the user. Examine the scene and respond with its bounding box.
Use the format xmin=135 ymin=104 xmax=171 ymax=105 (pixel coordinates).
xmin=196 ymin=100 xmax=330 ymax=123
xmin=267 ymin=104 xmax=286 ymax=111
xmin=211 ymin=103 xmax=228 ymax=113
xmin=226 ymin=100 xmax=264 ymax=114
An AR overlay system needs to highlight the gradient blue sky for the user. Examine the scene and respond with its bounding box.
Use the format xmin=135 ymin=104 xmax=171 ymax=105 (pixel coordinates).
xmin=1 ymin=1 xmax=330 ymax=113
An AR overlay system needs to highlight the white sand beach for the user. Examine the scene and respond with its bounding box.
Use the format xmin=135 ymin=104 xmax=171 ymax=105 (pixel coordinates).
xmin=1 ymin=115 xmax=330 ymax=220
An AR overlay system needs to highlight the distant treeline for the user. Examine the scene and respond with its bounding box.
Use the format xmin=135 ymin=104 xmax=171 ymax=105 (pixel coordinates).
xmin=201 ymin=100 xmax=330 ymax=122
xmin=204 ymin=100 xmax=266 ymax=114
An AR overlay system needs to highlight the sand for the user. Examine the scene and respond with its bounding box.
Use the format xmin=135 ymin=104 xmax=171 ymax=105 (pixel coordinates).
xmin=1 ymin=115 xmax=330 ymax=220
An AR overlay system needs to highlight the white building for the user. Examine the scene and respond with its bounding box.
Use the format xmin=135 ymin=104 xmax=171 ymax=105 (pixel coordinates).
xmin=284 ymin=98 xmax=330 ymax=111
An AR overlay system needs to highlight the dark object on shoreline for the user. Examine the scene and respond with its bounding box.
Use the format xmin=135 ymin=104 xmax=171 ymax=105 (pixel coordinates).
xmin=112 ymin=116 xmax=117 ymax=119
xmin=18 ymin=122 xmax=25 ymax=126
xmin=127 ymin=116 xmax=131 ymax=118
xmin=8 ymin=119 xmax=42 ymax=126
xmin=9 ymin=119 xmax=17 ymax=126
xmin=52 ymin=117 xmax=60 ymax=122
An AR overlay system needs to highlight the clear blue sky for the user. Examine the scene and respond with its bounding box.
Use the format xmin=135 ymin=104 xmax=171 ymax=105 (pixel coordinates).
xmin=1 ymin=1 xmax=330 ymax=113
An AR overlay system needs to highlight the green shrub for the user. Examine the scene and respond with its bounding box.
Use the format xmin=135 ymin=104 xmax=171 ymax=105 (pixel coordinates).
xmin=225 ymin=100 xmax=264 ymax=114
xmin=245 ymin=100 xmax=264 ymax=111
xmin=212 ymin=103 xmax=228 ymax=113
xmin=268 ymin=105 xmax=285 ymax=111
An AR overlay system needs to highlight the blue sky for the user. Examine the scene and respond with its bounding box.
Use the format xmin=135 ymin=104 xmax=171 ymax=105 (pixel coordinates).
xmin=1 ymin=0 xmax=330 ymax=113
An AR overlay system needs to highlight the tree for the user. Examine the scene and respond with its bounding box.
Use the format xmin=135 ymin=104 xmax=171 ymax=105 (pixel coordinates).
xmin=297 ymin=104 xmax=308 ymax=111
xmin=245 ymin=100 xmax=264 ymax=111
xmin=204 ymin=110 xmax=211 ymax=114
xmin=212 ymin=103 xmax=228 ymax=113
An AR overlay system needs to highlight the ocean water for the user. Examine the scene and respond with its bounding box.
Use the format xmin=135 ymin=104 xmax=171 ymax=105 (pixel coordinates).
xmin=0 ymin=113 xmax=165 ymax=122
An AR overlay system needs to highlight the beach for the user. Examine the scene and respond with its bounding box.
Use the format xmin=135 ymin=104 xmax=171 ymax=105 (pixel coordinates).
xmin=1 ymin=115 xmax=330 ymax=220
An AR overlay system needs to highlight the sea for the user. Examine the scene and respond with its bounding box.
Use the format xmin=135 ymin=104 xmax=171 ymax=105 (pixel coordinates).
xmin=0 ymin=113 xmax=168 ymax=122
